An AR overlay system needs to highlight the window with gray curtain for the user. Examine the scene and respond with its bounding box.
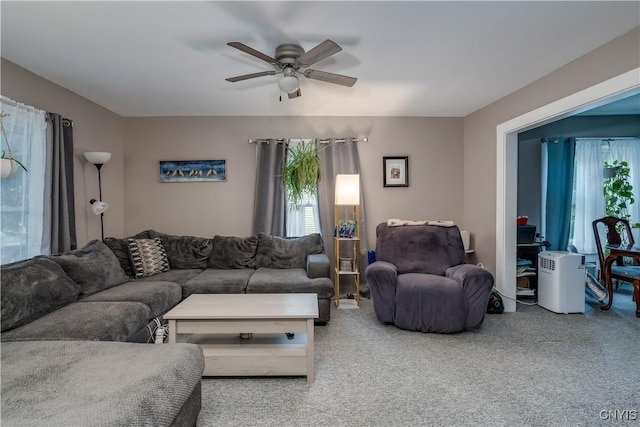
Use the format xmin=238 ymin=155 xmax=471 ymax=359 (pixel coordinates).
xmin=251 ymin=136 xmax=369 ymax=296
xmin=1 ymin=97 xmax=47 ymax=263
xmin=0 ymin=96 xmax=76 ymax=264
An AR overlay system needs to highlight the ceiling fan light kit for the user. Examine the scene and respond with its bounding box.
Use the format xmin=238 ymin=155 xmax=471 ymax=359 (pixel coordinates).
xmin=226 ymin=39 xmax=357 ymax=99
xmin=278 ymin=75 xmax=299 ymax=93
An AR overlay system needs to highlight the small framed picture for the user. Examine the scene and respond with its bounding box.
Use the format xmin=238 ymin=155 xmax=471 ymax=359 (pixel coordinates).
xmin=338 ymin=219 xmax=356 ymax=238
xmin=383 ymin=156 xmax=409 ymax=187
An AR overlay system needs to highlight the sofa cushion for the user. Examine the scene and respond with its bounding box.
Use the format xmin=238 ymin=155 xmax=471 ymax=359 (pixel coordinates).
xmin=47 ymin=240 xmax=129 ymax=297
xmin=1 ymin=258 xmax=81 ymax=332
xmin=128 ymin=238 xmax=170 ymax=278
xmin=144 ymin=230 xmax=213 ymax=269
xmin=209 ymin=235 xmax=258 ymax=269
xmin=104 ymin=231 xmax=152 ymax=278
xmin=246 ymin=267 xmax=334 ymax=299
xmin=79 ymin=281 xmax=182 ymax=318
xmin=255 ymin=233 xmax=324 ymax=269
xmin=182 ymin=268 xmax=254 ymax=298
xmin=0 ymin=340 xmax=204 ymax=427
xmin=133 ymin=268 xmax=203 ymax=287
xmin=0 ymin=301 xmax=152 ymax=342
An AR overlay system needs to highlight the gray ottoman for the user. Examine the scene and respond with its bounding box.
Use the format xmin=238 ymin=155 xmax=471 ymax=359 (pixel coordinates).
xmin=1 ymin=341 xmax=204 ymax=427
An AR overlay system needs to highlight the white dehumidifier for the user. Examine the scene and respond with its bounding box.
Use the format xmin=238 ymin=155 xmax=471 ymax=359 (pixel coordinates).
xmin=537 ymin=251 xmax=586 ymax=314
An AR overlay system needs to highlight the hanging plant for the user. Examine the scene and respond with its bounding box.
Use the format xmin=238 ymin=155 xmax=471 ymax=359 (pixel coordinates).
xmin=282 ymin=140 xmax=320 ymax=210
xmin=603 ymin=159 xmax=640 ymax=228
xmin=603 ymin=164 xmax=619 ymax=179
xmin=0 ymin=151 xmax=26 ymax=178
xmin=0 ymin=113 xmax=27 ymax=178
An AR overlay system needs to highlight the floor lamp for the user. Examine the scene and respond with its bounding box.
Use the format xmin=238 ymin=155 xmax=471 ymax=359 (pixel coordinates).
xmin=334 ymin=174 xmax=361 ymax=307
xmin=84 ymin=152 xmax=111 ymax=241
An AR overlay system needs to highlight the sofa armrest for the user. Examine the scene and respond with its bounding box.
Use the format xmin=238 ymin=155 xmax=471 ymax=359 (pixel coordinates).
xmin=445 ymin=264 xmax=494 ymax=329
xmin=365 ymin=261 xmax=398 ymax=323
xmin=306 ymin=253 xmax=330 ymax=279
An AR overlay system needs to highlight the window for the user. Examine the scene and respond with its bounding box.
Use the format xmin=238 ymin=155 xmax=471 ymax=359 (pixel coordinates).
xmin=285 ymin=139 xmax=320 ymax=237
xmin=0 ymin=99 xmax=47 ymax=264
xmin=568 ymin=137 xmax=640 ymax=254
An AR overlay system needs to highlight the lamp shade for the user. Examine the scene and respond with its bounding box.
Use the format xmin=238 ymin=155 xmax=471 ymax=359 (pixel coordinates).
xmin=90 ymin=199 xmax=109 ymax=215
xmin=278 ymin=76 xmax=299 ymax=93
xmin=335 ymin=174 xmax=360 ymax=205
xmin=84 ymin=152 xmax=112 ymax=165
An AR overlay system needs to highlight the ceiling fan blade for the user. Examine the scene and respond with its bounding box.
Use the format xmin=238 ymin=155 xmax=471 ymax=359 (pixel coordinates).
xmin=225 ymin=71 xmax=277 ymax=82
xmin=227 ymin=42 xmax=278 ymax=65
xmin=288 ymin=88 xmax=302 ymax=99
xmin=303 ymin=69 xmax=357 ymax=87
xmin=296 ymin=39 xmax=342 ymax=67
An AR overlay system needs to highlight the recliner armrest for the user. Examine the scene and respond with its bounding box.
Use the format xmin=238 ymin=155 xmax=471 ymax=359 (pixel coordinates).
xmin=365 ymin=261 xmax=398 ymax=324
xmin=446 ymin=264 xmax=494 ymax=329
xmin=307 ymin=253 xmax=330 ymax=279
xmin=446 ymin=264 xmax=493 ymax=288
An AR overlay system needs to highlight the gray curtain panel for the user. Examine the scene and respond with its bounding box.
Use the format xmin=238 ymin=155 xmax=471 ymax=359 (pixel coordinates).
xmin=252 ymin=139 xmax=286 ymax=236
xmin=47 ymin=113 xmax=76 ymax=253
xmin=317 ymin=137 xmax=369 ymax=296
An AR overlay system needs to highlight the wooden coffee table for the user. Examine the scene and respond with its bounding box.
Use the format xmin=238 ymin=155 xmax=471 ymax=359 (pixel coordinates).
xmin=164 ymin=293 xmax=318 ymax=382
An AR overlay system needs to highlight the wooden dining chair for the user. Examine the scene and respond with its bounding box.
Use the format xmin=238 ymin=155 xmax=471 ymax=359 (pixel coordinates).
xmin=592 ymin=216 xmax=640 ymax=316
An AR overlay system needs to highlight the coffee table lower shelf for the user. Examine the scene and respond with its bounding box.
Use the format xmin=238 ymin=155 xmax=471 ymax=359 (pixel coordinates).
xmin=187 ymin=333 xmax=310 ymax=377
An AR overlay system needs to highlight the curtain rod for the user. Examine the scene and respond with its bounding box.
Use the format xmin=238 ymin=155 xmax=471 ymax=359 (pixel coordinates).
xmin=592 ymin=137 xmax=639 ymax=141
xmin=541 ymin=136 xmax=639 ymax=143
xmin=540 ymin=137 xmax=571 ymax=143
xmin=248 ymin=137 xmax=368 ymax=144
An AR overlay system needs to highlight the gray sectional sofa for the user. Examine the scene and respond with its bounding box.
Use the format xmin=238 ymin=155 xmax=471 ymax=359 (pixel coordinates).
xmin=105 ymin=229 xmax=335 ymax=324
xmin=0 ymin=230 xmax=334 ymax=426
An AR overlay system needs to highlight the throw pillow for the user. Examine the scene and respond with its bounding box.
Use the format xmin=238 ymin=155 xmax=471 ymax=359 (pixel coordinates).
xmin=104 ymin=231 xmax=152 ymax=278
xmin=255 ymin=233 xmax=324 ymax=269
xmin=48 ymin=240 xmax=129 ymax=297
xmin=128 ymin=238 xmax=170 ymax=278
xmin=1 ymin=258 xmax=81 ymax=331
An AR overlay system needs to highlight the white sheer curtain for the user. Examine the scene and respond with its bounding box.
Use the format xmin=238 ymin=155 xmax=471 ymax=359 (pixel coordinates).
xmin=570 ymin=137 xmax=640 ymax=254
xmin=608 ymin=138 xmax=640 ymax=242
xmin=570 ymin=139 xmax=604 ymax=254
xmin=286 ymin=197 xmax=320 ymax=237
xmin=0 ymin=96 xmax=47 ymax=264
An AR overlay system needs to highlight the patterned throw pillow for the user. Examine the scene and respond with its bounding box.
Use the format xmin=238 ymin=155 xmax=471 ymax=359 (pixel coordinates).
xmin=128 ymin=238 xmax=170 ymax=278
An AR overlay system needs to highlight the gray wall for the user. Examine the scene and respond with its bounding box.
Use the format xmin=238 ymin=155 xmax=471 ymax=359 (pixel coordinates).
xmin=517 ymin=115 xmax=640 ymax=229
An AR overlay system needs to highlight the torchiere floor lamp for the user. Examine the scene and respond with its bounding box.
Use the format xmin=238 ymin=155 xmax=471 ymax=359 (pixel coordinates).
xmin=84 ymin=152 xmax=111 ymax=241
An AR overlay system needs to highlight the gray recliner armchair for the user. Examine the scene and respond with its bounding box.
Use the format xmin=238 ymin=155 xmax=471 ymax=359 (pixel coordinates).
xmin=365 ymin=222 xmax=494 ymax=333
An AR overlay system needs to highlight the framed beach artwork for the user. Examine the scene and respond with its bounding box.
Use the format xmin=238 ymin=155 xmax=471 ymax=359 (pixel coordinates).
xmin=383 ymin=156 xmax=409 ymax=187
xmin=159 ymin=160 xmax=226 ymax=182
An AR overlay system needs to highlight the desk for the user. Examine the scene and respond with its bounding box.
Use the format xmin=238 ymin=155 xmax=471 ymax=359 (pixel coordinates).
xmin=603 ymin=244 xmax=640 ymax=317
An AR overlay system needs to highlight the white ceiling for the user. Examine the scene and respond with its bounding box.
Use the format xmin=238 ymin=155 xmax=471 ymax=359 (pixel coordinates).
xmin=1 ymin=1 xmax=639 ymax=117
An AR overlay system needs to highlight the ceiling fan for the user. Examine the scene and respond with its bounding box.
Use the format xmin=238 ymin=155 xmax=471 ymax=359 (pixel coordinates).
xmin=225 ymin=39 xmax=357 ymax=99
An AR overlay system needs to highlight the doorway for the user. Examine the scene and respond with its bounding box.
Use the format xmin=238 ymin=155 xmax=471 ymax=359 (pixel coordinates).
xmin=496 ymin=68 xmax=640 ymax=312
